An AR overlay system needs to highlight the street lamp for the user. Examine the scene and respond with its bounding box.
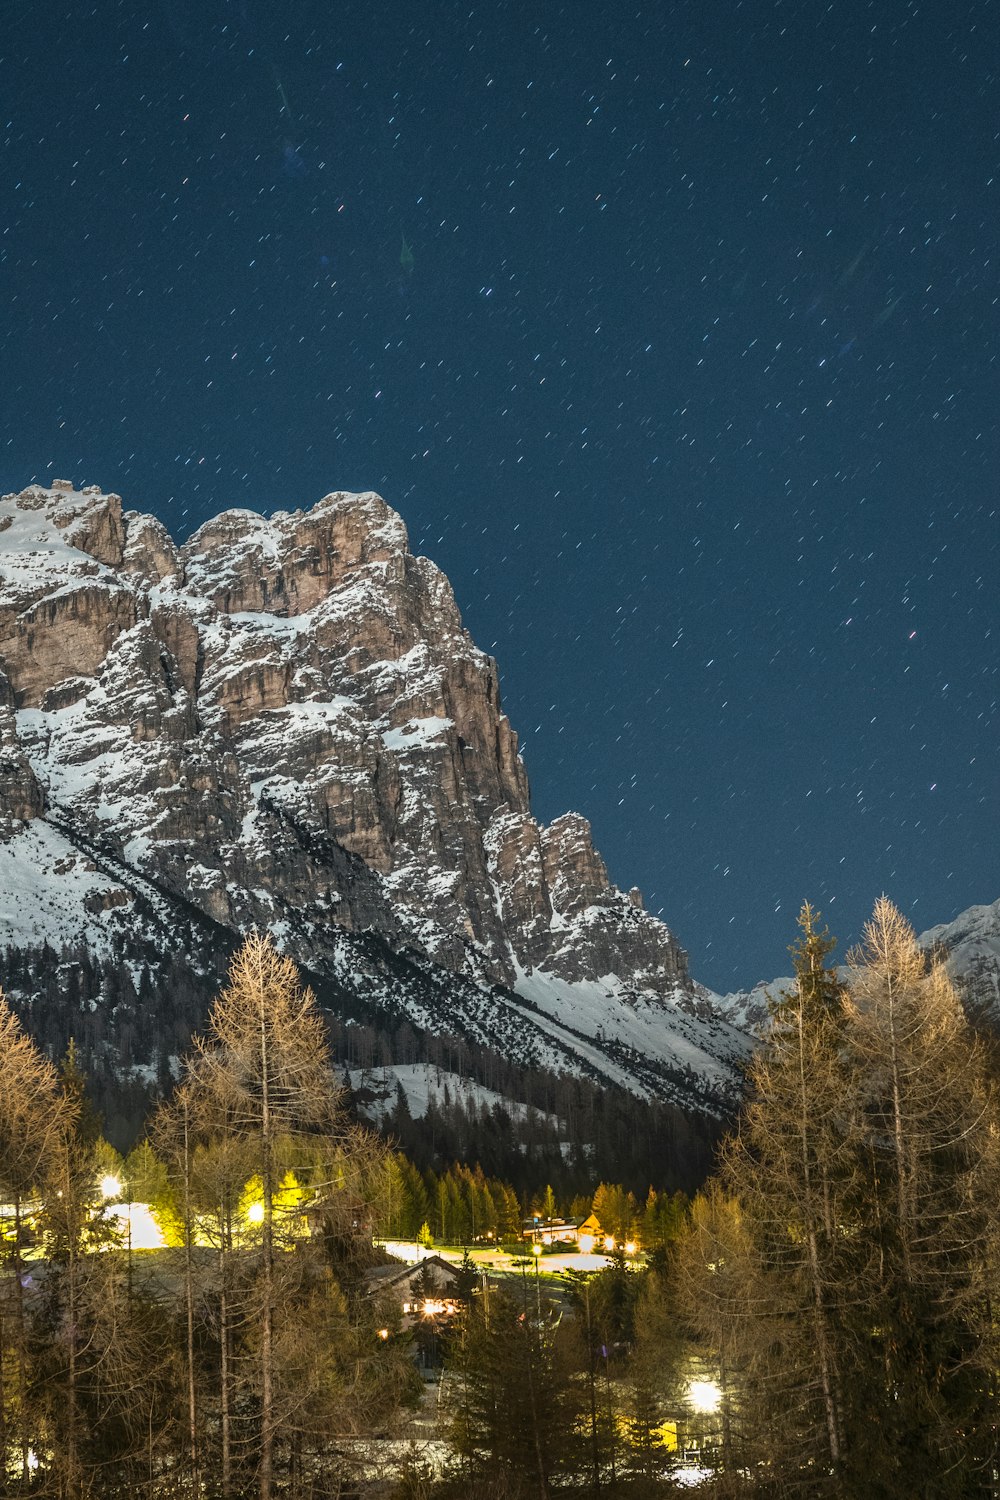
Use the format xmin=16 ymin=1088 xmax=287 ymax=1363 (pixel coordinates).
xmin=687 ymin=1379 xmax=722 ymax=1414
xmin=531 ymin=1240 xmax=542 ymax=1320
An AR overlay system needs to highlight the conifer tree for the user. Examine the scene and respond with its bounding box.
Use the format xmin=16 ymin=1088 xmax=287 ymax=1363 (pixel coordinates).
xmin=678 ymin=904 xmax=862 ymax=1487
xmin=0 ymin=991 xmax=75 ymax=1488
xmin=838 ymin=897 xmax=1000 ymax=1496
xmin=158 ymin=931 xmax=406 ymax=1500
xmin=450 ymin=1278 xmax=587 ymax=1497
xmin=680 ymin=898 xmax=1000 ymax=1497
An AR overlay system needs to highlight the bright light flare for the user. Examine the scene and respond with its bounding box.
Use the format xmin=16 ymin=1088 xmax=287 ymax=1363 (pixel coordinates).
xmin=246 ymin=1202 xmax=265 ymax=1225
xmin=106 ymin=1203 xmax=165 ymax=1250
xmin=688 ymin=1378 xmax=722 ymax=1414
xmin=100 ymin=1174 xmax=122 ymax=1200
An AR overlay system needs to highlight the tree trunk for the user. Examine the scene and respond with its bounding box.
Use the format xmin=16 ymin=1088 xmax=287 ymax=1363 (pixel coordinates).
xmin=220 ymin=1254 xmax=232 ymax=1499
xmin=796 ymin=1000 xmax=842 ymax=1469
xmin=13 ymin=1196 xmax=32 ymax=1485
xmin=183 ymin=1104 xmax=200 ymax=1493
xmin=66 ymin=1188 xmax=79 ymax=1500
xmin=259 ymin=989 xmax=275 ymax=1500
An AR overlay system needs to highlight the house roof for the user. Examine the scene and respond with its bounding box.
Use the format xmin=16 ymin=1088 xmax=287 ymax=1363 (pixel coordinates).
xmin=363 ymin=1254 xmax=462 ymax=1293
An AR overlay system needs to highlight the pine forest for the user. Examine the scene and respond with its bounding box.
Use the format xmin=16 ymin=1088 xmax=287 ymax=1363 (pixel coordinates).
xmin=1 ymin=901 xmax=999 ymax=1497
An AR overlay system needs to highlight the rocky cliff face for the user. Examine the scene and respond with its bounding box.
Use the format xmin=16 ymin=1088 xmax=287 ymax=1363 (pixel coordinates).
xmin=0 ymin=480 xmax=749 ymax=1107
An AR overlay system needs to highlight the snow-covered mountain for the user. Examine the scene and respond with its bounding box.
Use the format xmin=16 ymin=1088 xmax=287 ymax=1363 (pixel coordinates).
xmin=0 ymin=480 xmax=751 ymax=1113
xmin=918 ymin=899 xmax=1000 ymax=1017
xmin=715 ymin=900 xmax=1000 ymax=1035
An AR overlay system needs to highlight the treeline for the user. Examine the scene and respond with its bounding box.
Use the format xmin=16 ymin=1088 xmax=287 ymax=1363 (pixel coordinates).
xmin=0 ymin=929 xmax=694 ymax=1500
xmin=0 ymin=936 xmax=419 ymax=1499
xmin=372 ymin=1075 xmax=715 ymax=1199
xmin=5 ymin=899 xmax=996 ymax=1496
xmin=374 ymin=1156 xmax=688 ymax=1249
xmin=413 ymin=898 xmax=1000 ymax=1500
xmin=1 ymin=938 xmax=721 ymax=1195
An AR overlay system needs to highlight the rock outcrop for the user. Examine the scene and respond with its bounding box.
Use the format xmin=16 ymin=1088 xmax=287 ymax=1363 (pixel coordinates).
xmin=0 ymin=481 xmax=750 ymax=1106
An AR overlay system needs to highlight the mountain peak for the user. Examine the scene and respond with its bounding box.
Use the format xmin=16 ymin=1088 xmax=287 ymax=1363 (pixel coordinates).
xmin=0 ymin=480 xmax=751 ymax=1109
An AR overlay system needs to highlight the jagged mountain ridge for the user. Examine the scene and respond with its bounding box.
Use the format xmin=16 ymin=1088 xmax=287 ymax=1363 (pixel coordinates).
xmin=716 ymin=898 xmax=1000 ymax=1032
xmin=0 ymin=480 xmax=750 ymax=1110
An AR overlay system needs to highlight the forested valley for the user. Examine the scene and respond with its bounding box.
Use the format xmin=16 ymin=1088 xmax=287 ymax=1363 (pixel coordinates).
xmin=2 ymin=899 xmax=1000 ymax=1497
xmin=0 ymin=939 xmax=720 ymax=1198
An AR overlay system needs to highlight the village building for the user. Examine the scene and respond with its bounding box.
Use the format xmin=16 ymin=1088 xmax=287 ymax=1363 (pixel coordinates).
xmin=363 ymin=1253 xmax=464 ymax=1331
xmin=520 ymin=1211 xmax=606 ymax=1250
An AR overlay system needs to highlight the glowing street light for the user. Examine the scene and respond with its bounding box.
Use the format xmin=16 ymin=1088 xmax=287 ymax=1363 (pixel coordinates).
xmin=246 ymin=1202 xmax=265 ymax=1225
xmin=527 ymin=1236 xmax=542 ymax=1320
xmin=687 ymin=1378 xmax=722 ymax=1414
xmin=100 ymin=1174 xmax=121 ymax=1200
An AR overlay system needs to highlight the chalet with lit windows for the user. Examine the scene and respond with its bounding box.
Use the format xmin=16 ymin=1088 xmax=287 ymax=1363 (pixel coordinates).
xmin=521 ymin=1212 xmax=605 ymax=1250
xmin=363 ymin=1254 xmax=464 ymax=1330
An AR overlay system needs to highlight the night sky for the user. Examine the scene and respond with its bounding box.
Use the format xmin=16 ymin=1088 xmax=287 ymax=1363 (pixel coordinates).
xmin=2 ymin=2 xmax=997 ymax=991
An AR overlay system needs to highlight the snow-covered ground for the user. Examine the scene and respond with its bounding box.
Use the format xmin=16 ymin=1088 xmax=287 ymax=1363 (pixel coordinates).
xmin=0 ymin=820 xmax=136 ymax=954
xmin=512 ymin=962 xmax=747 ymax=1091
xmin=348 ymin=1062 xmax=562 ymax=1126
xmin=379 ymin=1240 xmax=619 ymax=1274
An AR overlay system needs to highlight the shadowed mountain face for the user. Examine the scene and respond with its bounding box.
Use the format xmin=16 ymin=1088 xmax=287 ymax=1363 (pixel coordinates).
xmin=0 ymin=480 xmax=751 ymax=1111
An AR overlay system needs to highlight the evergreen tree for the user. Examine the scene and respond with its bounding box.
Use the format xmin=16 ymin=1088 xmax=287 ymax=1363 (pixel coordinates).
xmin=158 ymin=931 xmax=410 ymax=1500
xmin=0 ymin=991 xmax=75 ymax=1489
xmin=680 ymin=899 xmax=1000 ymax=1497
xmin=450 ymin=1278 xmax=587 ymax=1498
xmin=678 ymin=906 xmax=860 ymax=1487
xmin=838 ymin=898 xmax=1000 ymax=1496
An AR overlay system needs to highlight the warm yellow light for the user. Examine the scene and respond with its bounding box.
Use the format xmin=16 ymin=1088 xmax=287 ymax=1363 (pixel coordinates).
xmin=688 ymin=1379 xmax=722 ymax=1414
xmin=578 ymin=1233 xmax=595 ymax=1253
xmin=378 ymin=1327 xmax=390 ymax=1341
xmin=624 ymin=1240 xmax=637 ymax=1256
xmin=100 ymin=1174 xmax=122 ymax=1200
xmin=531 ymin=1242 xmax=543 ymax=1257
xmin=422 ymin=1298 xmax=447 ymax=1316
xmin=247 ymin=1202 xmax=265 ymax=1225
xmin=106 ymin=1203 xmax=165 ymax=1250
xmin=604 ymin=1234 xmax=615 ymax=1251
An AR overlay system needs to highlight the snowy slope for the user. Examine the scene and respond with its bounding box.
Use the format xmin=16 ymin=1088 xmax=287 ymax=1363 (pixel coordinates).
xmin=347 ymin=1063 xmax=561 ymax=1127
xmin=0 ymin=820 xmax=137 ymax=954
xmin=0 ymin=480 xmax=753 ymax=1115
xmin=919 ymin=899 xmax=1000 ymax=1015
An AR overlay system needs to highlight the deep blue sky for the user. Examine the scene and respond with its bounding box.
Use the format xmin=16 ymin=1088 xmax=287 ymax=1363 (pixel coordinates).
xmin=2 ymin=2 xmax=997 ymax=990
